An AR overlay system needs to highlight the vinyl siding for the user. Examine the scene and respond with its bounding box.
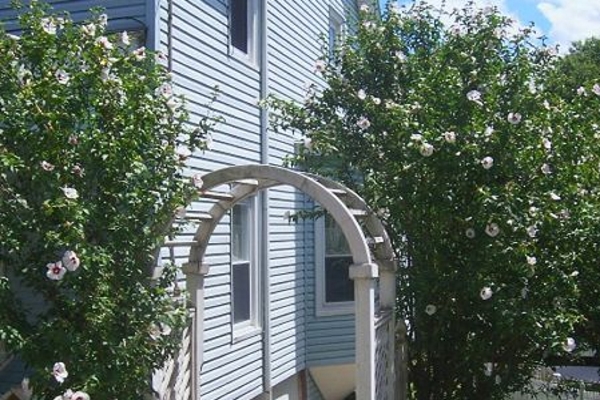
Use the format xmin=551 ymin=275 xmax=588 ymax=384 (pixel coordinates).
xmin=0 ymin=0 xmax=146 ymax=33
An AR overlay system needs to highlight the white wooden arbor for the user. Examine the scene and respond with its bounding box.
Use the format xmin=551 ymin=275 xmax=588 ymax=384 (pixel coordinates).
xmin=173 ymin=165 xmax=397 ymax=400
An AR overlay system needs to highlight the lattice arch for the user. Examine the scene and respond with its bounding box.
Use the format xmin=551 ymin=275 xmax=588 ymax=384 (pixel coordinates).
xmin=168 ymin=165 xmax=398 ymax=400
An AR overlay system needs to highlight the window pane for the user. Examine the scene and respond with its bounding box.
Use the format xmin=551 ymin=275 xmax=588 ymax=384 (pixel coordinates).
xmin=232 ymin=203 xmax=249 ymax=261
xmin=233 ymin=262 xmax=250 ymax=323
xmin=325 ymin=255 xmax=354 ymax=303
xmin=231 ymin=0 xmax=248 ymax=53
xmin=325 ymin=215 xmax=350 ymax=255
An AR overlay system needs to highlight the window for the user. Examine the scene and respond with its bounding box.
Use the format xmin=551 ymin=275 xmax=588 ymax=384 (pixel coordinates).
xmin=231 ymin=197 xmax=259 ymax=333
xmin=315 ymin=214 xmax=354 ymax=316
xmin=229 ymin=0 xmax=258 ymax=62
xmin=328 ymin=7 xmax=345 ymax=58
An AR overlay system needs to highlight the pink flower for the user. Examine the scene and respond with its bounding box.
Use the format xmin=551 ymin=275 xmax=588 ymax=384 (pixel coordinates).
xmin=68 ymin=135 xmax=79 ymax=145
xmin=356 ymin=116 xmax=371 ymax=130
xmin=314 ymin=60 xmax=326 ymax=73
xmin=507 ymin=112 xmax=522 ymax=124
xmin=55 ymin=69 xmax=70 ymax=85
xmin=41 ymin=161 xmax=55 ymax=171
xmin=62 ymin=250 xmax=80 ymax=272
xmin=192 ymin=173 xmax=204 ymax=190
xmin=61 ymin=187 xmax=79 ymax=200
xmin=72 ymin=164 xmax=84 ymax=177
xmin=71 ymin=391 xmax=90 ymax=400
xmin=95 ymin=36 xmax=113 ymax=50
xmin=592 ymin=83 xmax=600 ymax=96
xmin=52 ymin=362 xmax=68 ymax=383
xmin=480 ymin=286 xmax=493 ymax=300
xmin=481 ymin=156 xmax=494 ymax=169
xmin=46 ymin=261 xmax=67 ymax=281
xmin=132 ymin=47 xmax=146 ymax=61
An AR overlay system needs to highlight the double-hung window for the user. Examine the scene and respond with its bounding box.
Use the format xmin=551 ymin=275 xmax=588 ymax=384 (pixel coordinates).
xmin=231 ymin=197 xmax=259 ymax=334
xmin=328 ymin=7 xmax=345 ymax=59
xmin=315 ymin=214 xmax=354 ymax=316
xmin=229 ymin=0 xmax=258 ymax=62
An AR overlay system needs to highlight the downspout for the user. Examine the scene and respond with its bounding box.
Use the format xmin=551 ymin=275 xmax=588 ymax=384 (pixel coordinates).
xmin=259 ymin=0 xmax=272 ymax=398
xmin=167 ymin=0 xmax=173 ymax=72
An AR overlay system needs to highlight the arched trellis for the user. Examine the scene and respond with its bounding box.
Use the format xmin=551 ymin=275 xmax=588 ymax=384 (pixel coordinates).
xmin=177 ymin=165 xmax=398 ymax=400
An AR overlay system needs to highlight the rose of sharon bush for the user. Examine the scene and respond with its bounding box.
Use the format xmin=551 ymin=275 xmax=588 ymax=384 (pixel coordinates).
xmin=268 ymin=1 xmax=600 ymax=398
xmin=0 ymin=3 xmax=216 ymax=399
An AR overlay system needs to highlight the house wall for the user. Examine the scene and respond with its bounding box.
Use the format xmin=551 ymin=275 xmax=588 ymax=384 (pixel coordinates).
xmin=158 ymin=0 xmax=362 ymax=397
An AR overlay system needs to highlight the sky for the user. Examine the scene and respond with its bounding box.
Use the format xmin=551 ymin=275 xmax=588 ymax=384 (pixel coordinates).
xmin=382 ymin=0 xmax=600 ymax=52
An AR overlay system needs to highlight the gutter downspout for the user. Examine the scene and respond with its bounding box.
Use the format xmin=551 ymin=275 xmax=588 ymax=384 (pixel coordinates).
xmin=259 ymin=0 xmax=272 ymax=398
xmin=167 ymin=0 xmax=173 ymax=72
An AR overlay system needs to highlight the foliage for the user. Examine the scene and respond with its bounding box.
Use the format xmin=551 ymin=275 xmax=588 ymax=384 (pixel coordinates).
xmin=268 ymin=2 xmax=600 ymax=399
xmin=549 ymin=38 xmax=600 ymax=100
xmin=0 ymin=2 xmax=214 ymax=398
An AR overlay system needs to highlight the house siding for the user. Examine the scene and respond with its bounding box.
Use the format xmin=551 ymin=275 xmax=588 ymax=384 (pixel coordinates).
xmin=0 ymin=0 xmax=146 ymax=33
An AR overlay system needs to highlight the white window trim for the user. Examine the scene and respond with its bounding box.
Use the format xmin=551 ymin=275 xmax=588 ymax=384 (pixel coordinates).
xmin=231 ymin=196 xmax=261 ymax=339
xmin=229 ymin=0 xmax=259 ymax=65
xmin=315 ymin=217 xmax=354 ymax=317
xmin=328 ymin=6 xmax=346 ymax=58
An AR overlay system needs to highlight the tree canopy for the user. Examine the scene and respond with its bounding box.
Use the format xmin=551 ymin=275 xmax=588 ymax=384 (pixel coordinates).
xmin=269 ymin=2 xmax=600 ymax=398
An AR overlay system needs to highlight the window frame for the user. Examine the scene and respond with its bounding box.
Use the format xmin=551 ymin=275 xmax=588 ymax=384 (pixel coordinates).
xmin=328 ymin=7 xmax=345 ymax=59
xmin=315 ymin=215 xmax=355 ymax=317
xmin=230 ymin=196 xmax=260 ymax=338
xmin=228 ymin=0 xmax=259 ymax=65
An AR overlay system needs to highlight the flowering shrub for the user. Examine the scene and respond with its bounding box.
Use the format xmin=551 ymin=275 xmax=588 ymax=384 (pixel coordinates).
xmin=0 ymin=3 xmax=213 ymax=398
xmin=269 ymin=1 xmax=600 ymax=398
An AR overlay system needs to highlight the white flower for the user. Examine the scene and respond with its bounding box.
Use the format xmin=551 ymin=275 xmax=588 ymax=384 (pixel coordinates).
xmin=576 ymin=86 xmax=587 ymax=96
xmin=485 ymin=222 xmax=500 ymax=237
xmin=100 ymin=67 xmax=111 ymax=82
xmin=395 ymin=51 xmax=406 ymax=63
xmin=166 ymin=96 xmax=181 ymax=110
xmin=81 ymin=23 xmax=96 ymax=37
xmin=155 ymin=51 xmax=168 ymax=66
xmin=360 ymin=4 xmax=369 ymax=12
xmin=61 ymin=187 xmax=79 ymax=200
xmin=466 ymin=89 xmax=482 ymax=105
xmin=356 ymin=116 xmax=371 ymax=130
xmin=570 ymin=270 xmax=579 ymax=277
xmin=55 ymin=69 xmax=70 ymax=85
xmin=593 ymin=83 xmax=600 ymax=96
xmin=543 ymin=99 xmax=551 ymax=110
xmin=465 ymin=228 xmax=475 ymax=239
xmin=52 ymin=362 xmax=68 ymax=383
xmin=192 ymin=173 xmax=204 ymax=190
xmin=17 ymin=64 xmax=32 ymax=86
xmin=132 ymin=47 xmax=146 ymax=61
xmin=120 ymin=31 xmax=130 ymax=46
xmin=484 ymin=126 xmax=494 ymax=137
xmin=41 ymin=161 xmax=55 ymax=171
xmin=507 ymin=112 xmax=522 ymax=125
xmin=357 ymin=89 xmax=367 ymax=100
xmin=46 ymin=261 xmax=67 ymax=281
xmin=410 ymin=133 xmax=423 ymax=142
xmin=443 ymin=131 xmax=456 ymax=143
xmin=62 ymin=250 xmax=80 ymax=272
xmin=301 ymin=136 xmax=313 ymax=151
xmin=71 ymin=391 xmax=90 ymax=400
xmin=314 ymin=59 xmax=326 ymax=73
xmin=425 ymin=304 xmax=437 ymax=315
xmin=41 ymin=18 xmax=57 ymax=35
xmin=72 ymin=164 xmax=84 ymax=177
xmin=480 ymin=286 xmax=493 ymax=300
xmin=483 ymin=362 xmax=493 ymax=376
xmin=95 ymin=36 xmax=114 ymax=50
xmin=155 ymin=83 xmax=173 ymax=98
xmin=420 ymin=143 xmax=434 ymax=157
xmin=481 ymin=156 xmax=494 ymax=170
xmin=562 ymin=337 xmax=576 ymax=353
xmin=542 ymin=137 xmax=552 ymax=151
xmin=176 ymin=145 xmax=191 ymax=160
xmin=541 ymin=163 xmax=552 ymax=175
xmin=149 ymin=322 xmax=172 ymax=340
xmin=527 ymin=225 xmax=538 ymax=238
xmin=550 ymin=192 xmax=561 ymax=201
xmin=526 ymin=255 xmax=537 ymax=266
xmin=98 ymin=13 xmax=108 ymax=27
xmin=372 ymin=97 xmax=381 ymax=105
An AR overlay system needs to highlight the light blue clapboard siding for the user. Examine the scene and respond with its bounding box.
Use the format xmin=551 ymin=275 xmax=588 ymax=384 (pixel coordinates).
xmin=0 ymin=0 xmax=146 ymax=32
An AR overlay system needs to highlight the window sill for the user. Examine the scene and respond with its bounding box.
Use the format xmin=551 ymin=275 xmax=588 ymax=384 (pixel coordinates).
xmin=232 ymin=325 xmax=262 ymax=343
xmin=228 ymin=47 xmax=258 ymax=69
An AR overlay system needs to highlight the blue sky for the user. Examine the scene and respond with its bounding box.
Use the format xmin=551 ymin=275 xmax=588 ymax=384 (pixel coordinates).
xmin=380 ymin=0 xmax=600 ymax=52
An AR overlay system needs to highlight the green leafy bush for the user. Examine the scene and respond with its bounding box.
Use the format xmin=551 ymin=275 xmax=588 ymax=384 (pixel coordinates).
xmin=0 ymin=2 xmax=213 ymax=398
xmin=269 ymin=2 xmax=600 ymax=398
